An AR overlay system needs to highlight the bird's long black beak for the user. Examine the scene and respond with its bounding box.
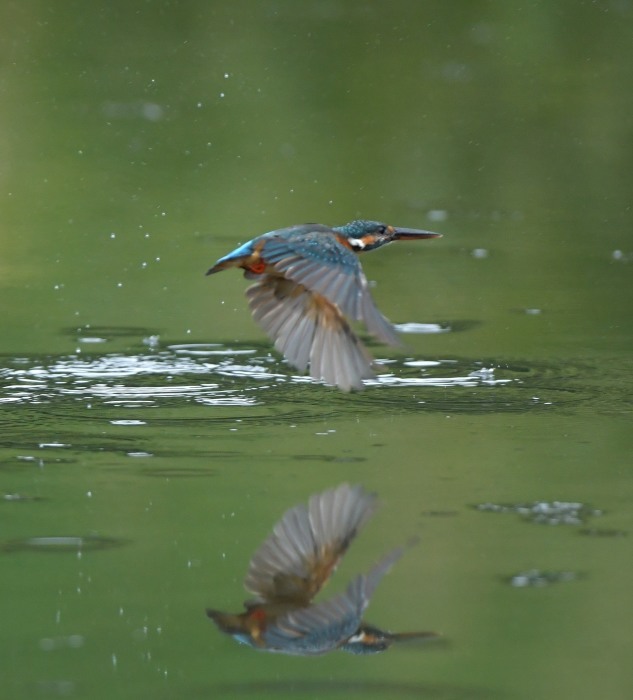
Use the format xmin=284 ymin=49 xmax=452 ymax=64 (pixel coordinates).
xmin=392 ymin=227 xmax=442 ymax=240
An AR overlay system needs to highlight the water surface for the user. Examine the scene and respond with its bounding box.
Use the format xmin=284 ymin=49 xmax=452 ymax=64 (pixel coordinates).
xmin=2 ymin=3 xmax=632 ymax=699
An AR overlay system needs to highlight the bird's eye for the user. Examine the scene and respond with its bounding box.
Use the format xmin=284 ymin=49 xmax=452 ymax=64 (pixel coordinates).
xmin=377 ymin=225 xmax=387 ymax=234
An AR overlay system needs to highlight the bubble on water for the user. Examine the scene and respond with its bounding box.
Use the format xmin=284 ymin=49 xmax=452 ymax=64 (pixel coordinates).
xmin=474 ymin=500 xmax=602 ymax=526
xmin=507 ymin=569 xmax=580 ymax=587
xmin=2 ymin=535 xmax=128 ymax=553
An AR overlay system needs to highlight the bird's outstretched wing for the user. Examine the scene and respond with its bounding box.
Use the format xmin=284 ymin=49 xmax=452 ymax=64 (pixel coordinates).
xmin=244 ymin=483 xmax=378 ymax=606
xmin=261 ymin=545 xmax=407 ymax=655
xmin=260 ymin=231 xmax=401 ymax=348
xmin=246 ymin=275 xmax=375 ymax=390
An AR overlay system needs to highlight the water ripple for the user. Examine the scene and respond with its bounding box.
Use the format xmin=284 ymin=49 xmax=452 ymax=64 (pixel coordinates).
xmin=0 ymin=341 xmax=617 ymax=421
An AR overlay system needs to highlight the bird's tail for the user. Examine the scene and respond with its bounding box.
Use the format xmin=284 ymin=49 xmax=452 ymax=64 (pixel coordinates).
xmin=205 ymin=609 xmax=245 ymax=635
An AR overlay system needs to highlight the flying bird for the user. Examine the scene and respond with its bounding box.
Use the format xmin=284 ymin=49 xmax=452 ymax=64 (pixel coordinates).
xmin=206 ymin=482 xmax=437 ymax=655
xmin=206 ymin=220 xmax=441 ymax=390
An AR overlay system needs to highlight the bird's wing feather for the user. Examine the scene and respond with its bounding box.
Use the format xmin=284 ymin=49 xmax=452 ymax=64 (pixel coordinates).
xmin=356 ymin=543 xmax=407 ymax=602
xmin=260 ymin=233 xmax=400 ymax=347
xmin=244 ymin=483 xmax=378 ymax=606
xmin=262 ymin=545 xmax=406 ymax=654
xmin=262 ymin=582 xmax=365 ymax=654
xmin=246 ymin=276 xmax=376 ymax=390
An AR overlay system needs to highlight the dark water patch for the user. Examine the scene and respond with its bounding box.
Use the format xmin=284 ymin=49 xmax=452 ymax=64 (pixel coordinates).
xmin=137 ymin=467 xmax=216 ymax=478
xmin=0 ymin=423 xmax=153 ymax=456
xmin=128 ymin=450 xmax=239 ymax=460
xmin=205 ymin=680 xmax=497 ymax=699
xmin=311 ymin=357 xmax=595 ymax=415
xmin=578 ymin=528 xmax=628 ymax=538
xmin=2 ymin=534 xmax=128 ymax=553
xmin=0 ymin=454 xmax=78 ymax=470
xmin=293 ymin=454 xmax=367 ymax=463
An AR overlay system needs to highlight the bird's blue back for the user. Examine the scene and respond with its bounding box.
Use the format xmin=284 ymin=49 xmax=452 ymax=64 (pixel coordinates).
xmin=214 ymin=223 xmax=360 ymax=275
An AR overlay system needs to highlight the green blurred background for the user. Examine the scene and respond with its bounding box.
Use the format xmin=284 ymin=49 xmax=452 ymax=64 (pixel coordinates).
xmin=1 ymin=2 xmax=632 ymax=699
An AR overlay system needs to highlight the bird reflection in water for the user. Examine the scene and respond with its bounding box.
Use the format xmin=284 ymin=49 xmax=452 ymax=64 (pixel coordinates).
xmin=206 ymin=483 xmax=437 ymax=655
xmin=206 ymin=220 xmax=442 ymax=391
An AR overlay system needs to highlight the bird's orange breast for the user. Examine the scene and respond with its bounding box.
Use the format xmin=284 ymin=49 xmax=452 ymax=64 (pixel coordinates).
xmin=246 ymin=607 xmax=268 ymax=646
xmin=334 ymin=233 xmax=355 ymax=250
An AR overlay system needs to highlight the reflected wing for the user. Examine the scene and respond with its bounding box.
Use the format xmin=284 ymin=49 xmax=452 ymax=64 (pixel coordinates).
xmin=262 ymin=545 xmax=407 ymax=655
xmin=262 ymin=581 xmax=365 ymax=655
xmin=244 ymin=483 xmax=378 ymax=606
xmin=246 ymin=275 xmax=376 ymax=391
xmin=261 ymin=233 xmax=400 ymax=348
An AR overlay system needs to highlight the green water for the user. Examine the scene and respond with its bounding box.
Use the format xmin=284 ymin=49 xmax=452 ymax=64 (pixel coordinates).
xmin=2 ymin=2 xmax=632 ymax=699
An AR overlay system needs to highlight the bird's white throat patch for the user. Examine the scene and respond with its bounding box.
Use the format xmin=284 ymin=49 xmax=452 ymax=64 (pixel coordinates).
xmin=347 ymin=237 xmax=367 ymax=250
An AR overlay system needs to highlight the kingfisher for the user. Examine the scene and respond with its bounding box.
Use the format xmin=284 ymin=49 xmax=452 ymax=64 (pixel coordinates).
xmin=206 ymin=220 xmax=441 ymax=391
xmin=206 ymin=483 xmax=437 ymax=656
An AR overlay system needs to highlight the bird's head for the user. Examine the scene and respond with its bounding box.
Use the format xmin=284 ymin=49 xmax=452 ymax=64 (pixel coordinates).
xmin=334 ymin=220 xmax=441 ymax=252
